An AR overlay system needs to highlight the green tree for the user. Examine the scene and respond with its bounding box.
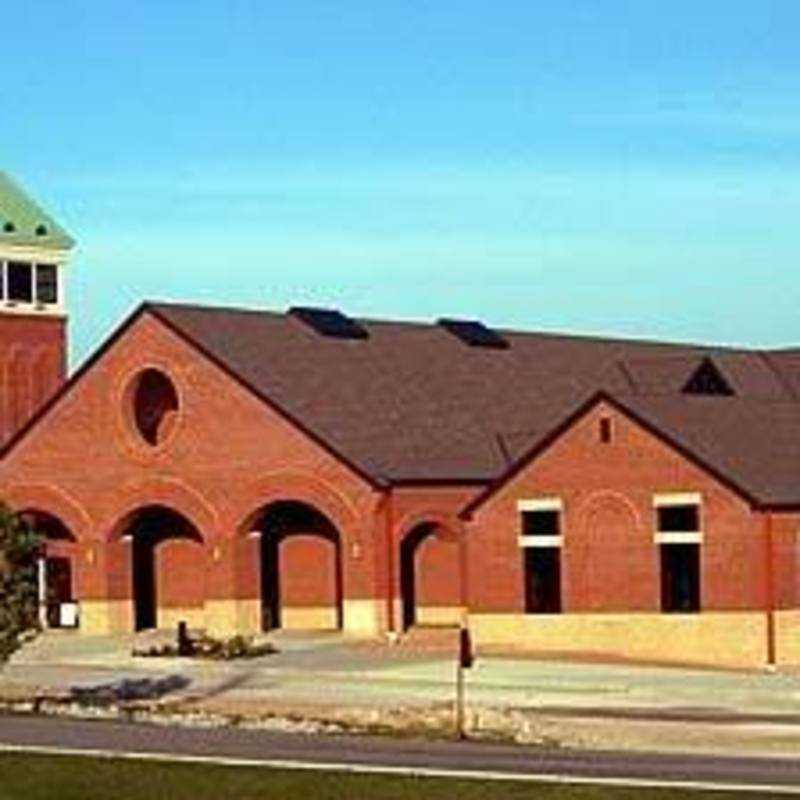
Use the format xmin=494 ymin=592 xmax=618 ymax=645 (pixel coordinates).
xmin=0 ymin=503 xmax=42 ymax=661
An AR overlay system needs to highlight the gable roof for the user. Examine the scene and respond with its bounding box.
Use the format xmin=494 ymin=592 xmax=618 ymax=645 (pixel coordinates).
xmin=5 ymin=300 xmax=800 ymax=508
xmin=0 ymin=172 xmax=74 ymax=251
xmin=147 ymin=302 xmax=800 ymax=505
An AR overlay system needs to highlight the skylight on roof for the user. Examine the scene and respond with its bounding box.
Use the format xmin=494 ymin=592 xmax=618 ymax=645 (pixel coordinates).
xmin=438 ymin=318 xmax=509 ymax=349
xmin=289 ymin=307 xmax=369 ymax=340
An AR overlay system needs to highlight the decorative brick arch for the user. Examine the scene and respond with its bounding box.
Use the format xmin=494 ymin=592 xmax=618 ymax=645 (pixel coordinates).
xmin=103 ymin=477 xmax=219 ymax=541
xmin=574 ymin=490 xmax=644 ymax=534
xmin=570 ymin=490 xmax=654 ymax=612
xmin=1 ymin=483 xmax=92 ymax=540
xmin=232 ymin=471 xmax=361 ymax=539
xmin=396 ymin=510 xmax=464 ymax=543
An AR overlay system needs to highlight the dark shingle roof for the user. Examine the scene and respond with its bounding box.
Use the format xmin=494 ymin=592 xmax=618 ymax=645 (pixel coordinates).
xmin=147 ymin=302 xmax=800 ymax=506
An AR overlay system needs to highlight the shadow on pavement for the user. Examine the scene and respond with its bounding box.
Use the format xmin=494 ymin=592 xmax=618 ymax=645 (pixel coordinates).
xmin=69 ymin=675 xmax=191 ymax=706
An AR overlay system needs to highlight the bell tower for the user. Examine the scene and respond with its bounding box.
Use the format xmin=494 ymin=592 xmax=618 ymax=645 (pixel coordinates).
xmin=0 ymin=172 xmax=74 ymax=445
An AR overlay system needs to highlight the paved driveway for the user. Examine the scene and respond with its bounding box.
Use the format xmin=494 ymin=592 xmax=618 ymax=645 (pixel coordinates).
xmin=4 ymin=629 xmax=800 ymax=719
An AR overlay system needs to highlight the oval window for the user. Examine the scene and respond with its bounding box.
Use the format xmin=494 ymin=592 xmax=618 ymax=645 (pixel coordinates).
xmin=129 ymin=369 xmax=179 ymax=447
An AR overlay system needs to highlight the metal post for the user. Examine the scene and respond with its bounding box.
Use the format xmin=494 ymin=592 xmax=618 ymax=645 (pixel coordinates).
xmin=455 ymin=659 xmax=466 ymax=739
xmin=37 ymin=556 xmax=47 ymax=629
xmin=455 ymin=624 xmax=473 ymax=739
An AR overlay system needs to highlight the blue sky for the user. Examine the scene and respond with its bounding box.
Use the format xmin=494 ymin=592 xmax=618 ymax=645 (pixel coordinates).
xmin=4 ymin=1 xmax=800 ymax=365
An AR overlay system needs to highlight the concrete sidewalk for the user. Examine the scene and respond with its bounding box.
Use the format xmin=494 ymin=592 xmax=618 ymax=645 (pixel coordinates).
xmin=4 ymin=630 xmax=800 ymax=757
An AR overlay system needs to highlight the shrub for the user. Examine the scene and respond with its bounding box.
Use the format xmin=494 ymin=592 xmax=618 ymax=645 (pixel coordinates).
xmin=0 ymin=503 xmax=42 ymax=661
xmin=132 ymin=631 xmax=276 ymax=660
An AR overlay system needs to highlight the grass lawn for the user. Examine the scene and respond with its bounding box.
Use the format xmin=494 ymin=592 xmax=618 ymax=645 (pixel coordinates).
xmin=0 ymin=752 xmax=788 ymax=800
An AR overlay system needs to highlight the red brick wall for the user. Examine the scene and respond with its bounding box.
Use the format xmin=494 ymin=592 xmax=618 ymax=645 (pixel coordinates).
xmin=390 ymin=486 xmax=474 ymax=627
xmin=157 ymin=538 xmax=205 ymax=609
xmin=466 ymin=402 xmax=766 ymax=614
xmin=414 ymin=530 xmax=462 ymax=607
xmin=569 ymin=494 xmax=655 ymax=611
xmin=771 ymin=512 xmax=800 ymax=610
xmin=280 ymin=535 xmax=338 ymax=607
xmin=0 ymin=312 xmax=381 ymax=612
xmin=0 ymin=315 xmax=65 ymax=443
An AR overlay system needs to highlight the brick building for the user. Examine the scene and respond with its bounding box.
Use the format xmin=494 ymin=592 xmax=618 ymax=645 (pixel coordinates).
xmin=1 ymin=174 xmax=799 ymax=668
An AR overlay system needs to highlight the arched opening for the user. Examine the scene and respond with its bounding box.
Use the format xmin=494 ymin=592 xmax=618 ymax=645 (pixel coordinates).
xmin=19 ymin=510 xmax=77 ymax=629
xmin=400 ymin=522 xmax=462 ymax=630
xmin=116 ymin=505 xmax=204 ymax=631
xmin=250 ymin=501 xmax=343 ymax=632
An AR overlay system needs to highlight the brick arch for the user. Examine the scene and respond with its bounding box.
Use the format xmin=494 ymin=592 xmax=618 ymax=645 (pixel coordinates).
xmin=103 ymin=477 xmax=219 ymax=542
xmin=1 ymin=483 xmax=92 ymax=540
xmin=574 ymin=490 xmax=644 ymax=533
xmin=570 ymin=491 xmax=655 ymax=612
xmin=396 ymin=510 xmax=464 ymax=543
xmin=232 ymin=471 xmax=361 ymax=540
xmin=398 ymin=511 xmax=465 ymax=630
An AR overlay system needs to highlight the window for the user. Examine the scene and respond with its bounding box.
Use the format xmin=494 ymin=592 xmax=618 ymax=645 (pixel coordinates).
xmin=128 ymin=368 xmax=180 ymax=447
xmin=660 ymin=544 xmax=700 ymax=612
xmin=657 ymin=504 xmax=699 ymax=533
xmin=522 ymin=509 xmax=560 ymax=537
xmin=524 ymin=548 xmax=562 ymax=613
xmin=36 ymin=264 xmax=58 ymax=305
xmin=599 ymin=417 xmax=612 ymax=443
xmin=654 ymin=495 xmax=701 ymax=612
xmin=519 ymin=500 xmax=563 ymax=613
xmin=7 ymin=261 xmax=33 ymax=303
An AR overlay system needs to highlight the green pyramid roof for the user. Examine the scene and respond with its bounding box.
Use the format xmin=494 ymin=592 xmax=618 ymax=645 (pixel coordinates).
xmin=0 ymin=172 xmax=74 ymax=251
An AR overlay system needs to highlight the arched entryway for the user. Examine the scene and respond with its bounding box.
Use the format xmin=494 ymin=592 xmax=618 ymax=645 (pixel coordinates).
xmin=115 ymin=505 xmax=204 ymax=631
xmin=249 ymin=501 xmax=343 ymax=632
xmin=19 ymin=510 xmax=77 ymax=629
xmin=400 ymin=522 xmax=462 ymax=630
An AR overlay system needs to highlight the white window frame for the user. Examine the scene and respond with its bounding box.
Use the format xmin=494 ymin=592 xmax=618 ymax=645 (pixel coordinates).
xmin=653 ymin=492 xmax=702 ymax=508
xmin=518 ymin=534 xmax=563 ymax=548
xmin=517 ymin=497 xmax=563 ymax=548
xmin=653 ymin=493 xmax=703 ymax=543
xmin=517 ymin=497 xmax=563 ymax=512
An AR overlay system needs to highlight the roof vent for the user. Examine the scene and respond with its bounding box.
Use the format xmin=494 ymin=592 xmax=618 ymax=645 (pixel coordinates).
xmin=289 ymin=306 xmax=369 ymax=340
xmin=438 ymin=318 xmax=509 ymax=349
xmin=682 ymin=358 xmax=734 ymax=396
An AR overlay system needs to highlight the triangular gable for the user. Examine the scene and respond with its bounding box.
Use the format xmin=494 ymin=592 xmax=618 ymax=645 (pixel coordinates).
xmin=0 ymin=302 xmax=386 ymax=490
xmin=682 ymin=358 xmax=735 ymax=396
xmin=459 ymin=390 xmax=758 ymax=519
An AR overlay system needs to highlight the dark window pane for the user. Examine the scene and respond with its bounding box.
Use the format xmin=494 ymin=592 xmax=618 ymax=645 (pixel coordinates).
xmin=657 ymin=504 xmax=699 ymax=532
xmin=36 ymin=264 xmax=58 ymax=304
xmin=600 ymin=417 xmax=612 ymax=443
xmin=660 ymin=544 xmax=700 ymax=612
xmin=522 ymin=510 xmax=560 ymax=536
xmin=7 ymin=262 xmax=32 ymax=302
xmin=524 ymin=547 xmax=562 ymax=613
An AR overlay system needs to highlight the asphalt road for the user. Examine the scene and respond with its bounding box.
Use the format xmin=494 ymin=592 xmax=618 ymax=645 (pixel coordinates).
xmin=1 ymin=714 xmax=800 ymax=792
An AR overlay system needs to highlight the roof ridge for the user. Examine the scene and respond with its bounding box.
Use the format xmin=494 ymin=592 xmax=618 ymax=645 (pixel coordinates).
xmin=148 ymin=299 xmax=765 ymax=353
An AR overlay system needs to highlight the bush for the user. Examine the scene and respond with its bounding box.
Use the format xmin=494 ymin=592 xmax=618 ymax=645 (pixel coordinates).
xmin=132 ymin=632 xmax=277 ymax=660
xmin=0 ymin=503 xmax=42 ymax=661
